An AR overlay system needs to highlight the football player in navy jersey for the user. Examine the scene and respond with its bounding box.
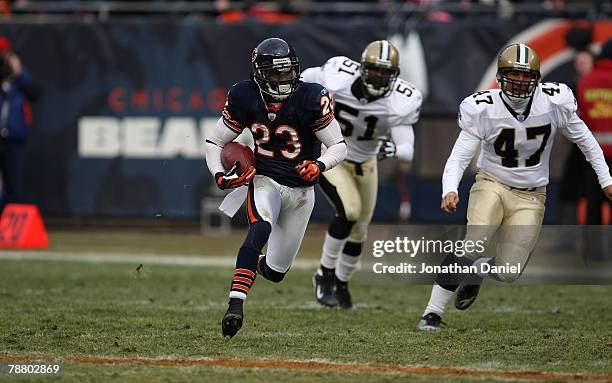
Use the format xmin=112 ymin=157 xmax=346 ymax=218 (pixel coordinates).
xmin=205 ymin=38 xmax=347 ymax=338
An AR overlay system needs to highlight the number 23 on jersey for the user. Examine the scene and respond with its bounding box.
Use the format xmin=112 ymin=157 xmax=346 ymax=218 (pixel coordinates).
xmin=249 ymin=94 xmax=332 ymax=159
xmin=250 ymin=123 xmax=302 ymax=159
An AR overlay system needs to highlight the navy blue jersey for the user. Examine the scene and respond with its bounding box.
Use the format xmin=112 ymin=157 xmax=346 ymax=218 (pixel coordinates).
xmin=221 ymin=80 xmax=334 ymax=187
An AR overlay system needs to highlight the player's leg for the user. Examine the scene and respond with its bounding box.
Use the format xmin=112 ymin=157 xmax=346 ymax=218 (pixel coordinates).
xmin=419 ymin=173 xmax=504 ymax=330
xmin=453 ymin=175 xmax=513 ymax=311
xmin=491 ymin=188 xmax=546 ymax=282
xmin=335 ymin=156 xmax=378 ymax=309
xmin=453 ymin=188 xmax=546 ymax=320
xmin=454 ymin=181 xmax=544 ymax=312
xmin=260 ymin=185 xmax=316 ymax=283
xmin=222 ymin=176 xmax=281 ymax=338
xmin=315 ymin=161 xmax=361 ymax=307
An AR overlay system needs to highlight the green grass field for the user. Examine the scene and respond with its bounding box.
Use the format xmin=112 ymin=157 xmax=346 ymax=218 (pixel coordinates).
xmin=1 ymin=230 xmax=611 ymax=382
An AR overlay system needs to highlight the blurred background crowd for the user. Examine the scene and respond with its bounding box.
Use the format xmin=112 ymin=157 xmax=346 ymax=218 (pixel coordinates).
xmin=0 ymin=0 xmax=609 ymax=21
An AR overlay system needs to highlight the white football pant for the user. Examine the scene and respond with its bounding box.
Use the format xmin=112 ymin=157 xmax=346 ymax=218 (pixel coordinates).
xmin=247 ymin=175 xmax=315 ymax=273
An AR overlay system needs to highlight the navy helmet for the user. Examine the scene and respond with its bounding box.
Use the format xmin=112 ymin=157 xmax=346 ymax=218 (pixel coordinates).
xmin=251 ymin=38 xmax=300 ymax=101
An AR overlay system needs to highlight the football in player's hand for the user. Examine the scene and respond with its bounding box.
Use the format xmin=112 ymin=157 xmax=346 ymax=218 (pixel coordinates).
xmin=221 ymin=142 xmax=256 ymax=174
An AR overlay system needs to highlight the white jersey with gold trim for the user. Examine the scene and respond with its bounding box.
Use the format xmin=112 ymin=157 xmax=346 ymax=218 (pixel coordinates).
xmin=454 ymin=82 xmax=608 ymax=189
xmin=301 ymin=56 xmax=422 ymax=163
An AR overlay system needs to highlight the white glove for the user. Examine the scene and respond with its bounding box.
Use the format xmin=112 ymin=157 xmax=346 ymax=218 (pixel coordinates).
xmin=378 ymin=138 xmax=396 ymax=160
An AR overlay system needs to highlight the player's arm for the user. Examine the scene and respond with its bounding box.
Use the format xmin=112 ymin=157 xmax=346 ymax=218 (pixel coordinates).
xmin=380 ymin=125 xmax=414 ymax=161
xmin=315 ymin=119 xmax=347 ymax=170
xmin=296 ymin=85 xmax=346 ymax=182
xmin=441 ymin=131 xmax=480 ymax=213
xmin=205 ymin=118 xmax=239 ymax=176
xmin=296 ymin=119 xmax=347 ymax=182
xmin=380 ymin=86 xmax=422 ymax=161
xmin=205 ymin=118 xmax=255 ymax=190
xmin=556 ymin=84 xmax=612 ymax=199
xmin=441 ymin=100 xmax=482 ymax=213
xmin=205 ymin=86 xmax=255 ymax=189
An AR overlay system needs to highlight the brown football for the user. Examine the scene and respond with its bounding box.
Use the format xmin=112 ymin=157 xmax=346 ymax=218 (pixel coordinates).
xmin=221 ymin=142 xmax=256 ymax=174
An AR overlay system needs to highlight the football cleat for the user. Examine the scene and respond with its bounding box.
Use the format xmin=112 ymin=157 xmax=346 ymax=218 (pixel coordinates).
xmin=417 ymin=312 xmax=444 ymax=331
xmin=455 ymin=273 xmax=484 ymax=311
xmin=221 ymin=298 xmax=244 ymax=338
xmin=334 ymin=278 xmax=355 ymax=310
xmin=313 ymin=269 xmax=339 ymax=307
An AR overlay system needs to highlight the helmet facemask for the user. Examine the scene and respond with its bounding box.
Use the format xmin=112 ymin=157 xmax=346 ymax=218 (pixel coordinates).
xmin=497 ymin=68 xmax=540 ymax=100
xmin=253 ymin=57 xmax=300 ymax=101
xmin=496 ymin=44 xmax=541 ymax=103
xmin=359 ymin=40 xmax=401 ymax=98
xmin=361 ymin=63 xmax=399 ymax=97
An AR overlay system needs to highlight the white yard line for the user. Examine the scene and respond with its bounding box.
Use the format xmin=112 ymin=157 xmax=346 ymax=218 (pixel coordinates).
xmin=0 ymin=251 xmax=319 ymax=269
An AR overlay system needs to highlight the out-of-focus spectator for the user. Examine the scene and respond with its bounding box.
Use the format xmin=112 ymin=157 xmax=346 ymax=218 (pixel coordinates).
xmin=0 ymin=0 xmax=9 ymax=16
xmin=558 ymin=26 xmax=594 ymax=224
xmin=0 ymin=36 xmax=40 ymax=212
xmin=578 ymin=38 xmax=612 ymax=224
xmin=558 ymin=49 xmax=593 ymax=223
xmin=545 ymin=0 xmax=606 ymax=19
xmin=574 ymin=50 xmax=595 ymax=78
xmin=215 ymin=0 xmax=302 ymax=23
xmin=566 ymin=26 xmax=594 ymax=90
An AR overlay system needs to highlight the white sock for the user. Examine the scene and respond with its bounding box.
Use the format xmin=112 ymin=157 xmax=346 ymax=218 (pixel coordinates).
xmin=229 ymin=291 xmax=246 ymax=300
xmin=335 ymin=253 xmax=360 ymax=282
xmin=320 ymin=232 xmax=348 ymax=270
xmin=473 ymin=257 xmax=492 ymax=277
xmin=423 ymin=283 xmax=454 ymax=316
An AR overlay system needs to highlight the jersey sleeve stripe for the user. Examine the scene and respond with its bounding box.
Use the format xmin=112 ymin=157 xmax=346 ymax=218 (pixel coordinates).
xmin=223 ymin=120 xmax=243 ymax=134
xmin=312 ymin=112 xmax=335 ymax=132
xmin=222 ymin=108 xmax=244 ymax=133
